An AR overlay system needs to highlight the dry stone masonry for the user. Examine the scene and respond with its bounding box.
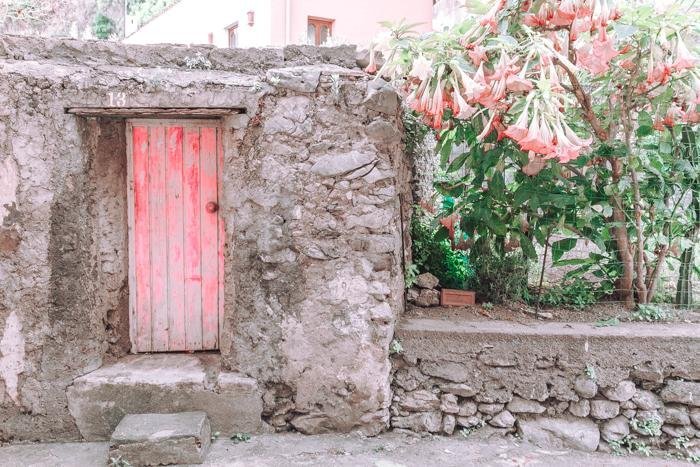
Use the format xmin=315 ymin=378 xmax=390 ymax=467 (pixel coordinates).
xmin=0 ymin=35 xmax=410 ymax=441
xmin=391 ymin=318 xmax=700 ymax=455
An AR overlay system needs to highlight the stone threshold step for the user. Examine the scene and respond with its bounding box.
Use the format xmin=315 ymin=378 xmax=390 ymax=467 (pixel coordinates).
xmin=67 ymin=354 xmax=263 ymax=440
xmin=110 ymin=412 xmax=210 ymax=466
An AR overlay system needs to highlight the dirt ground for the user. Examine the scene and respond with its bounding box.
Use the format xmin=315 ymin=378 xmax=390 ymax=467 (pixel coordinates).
xmin=407 ymin=301 xmax=700 ymax=324
xmin=0 ymin=432 xmax=688 ymax=467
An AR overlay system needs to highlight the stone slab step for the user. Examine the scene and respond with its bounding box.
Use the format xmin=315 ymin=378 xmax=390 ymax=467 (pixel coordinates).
xmin=67 ymin=354 xmax=262 ymax=441
xmin=109 ymin=411 xmax=211 ymax=466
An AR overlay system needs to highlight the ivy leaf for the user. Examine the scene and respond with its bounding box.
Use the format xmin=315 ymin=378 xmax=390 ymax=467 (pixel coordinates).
xmin=551 ymin=238 xmax=578 ymax=262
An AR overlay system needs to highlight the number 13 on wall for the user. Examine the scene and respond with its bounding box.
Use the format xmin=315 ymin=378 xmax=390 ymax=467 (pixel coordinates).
xmin=108 ymin=92 xmax=127 ymax=107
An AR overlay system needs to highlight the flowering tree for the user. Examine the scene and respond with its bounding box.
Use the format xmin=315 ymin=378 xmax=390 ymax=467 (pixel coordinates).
xmin=370 ymin=1 xmax=699 ymax=307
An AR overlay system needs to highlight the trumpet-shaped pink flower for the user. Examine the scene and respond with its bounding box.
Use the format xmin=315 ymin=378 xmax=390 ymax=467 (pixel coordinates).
xmin=467 ymin=44 xmax=488 ymax=67
xmin=518 ymin=111 xmax=555 ymax=155
xmin=409 ymin=55 xmax=434 ymax=81
xmin=576 ymin=27 xmax=618 ymax=75
xmin=479 ymin=0 xmax=506 ymax=33
xmin=504 ymin=101 xmax=531 ymax=141
xmin=672 ymin=33 xmax=698 ymax=71
xmin=552 ymin=0 xmax=577 ymax=26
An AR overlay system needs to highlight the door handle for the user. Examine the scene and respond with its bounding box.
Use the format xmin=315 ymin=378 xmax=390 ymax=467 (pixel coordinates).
xmin=205 ymin=201 xmax=219 ymax=213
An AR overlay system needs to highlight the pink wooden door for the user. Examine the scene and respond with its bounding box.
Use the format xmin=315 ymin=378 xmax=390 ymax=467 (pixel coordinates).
xmin=127 ymin=120 xmax=224 ymax=352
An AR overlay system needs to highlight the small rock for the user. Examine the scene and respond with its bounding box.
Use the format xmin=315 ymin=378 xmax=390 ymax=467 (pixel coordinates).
xmin=415 ymin=272 xmax=439 ymax=289
xmin=619 ymin=400 xmax=636 ymax=410
xmin=479 ymin=353 xmax=517 ymax=367
xmin=663 ymin=405 xmax=691 ymax=426
xmin=621 ymin=409 xmax=637 ymax=419
xmin=440 ymin=394 xmax=459 ymax=414
xmin=569 ymin=400 xmax=590 ymax=418
xmin=514 ymin=382 xmax=549 ymax=402
xmin=632 ymin=389 xmax=662 ymax=410
xmin=420 ymin=361 xmax=468 ymax=383
xmin=574 ymin=377 xmax=598 ymax=399
xmin=458 ymin=401 xmax=477 ymax=417
xmin=554 ymin=402 xmax=570 ymax=415
xmin=406 ymin=287 xmax=419 ymax=304
xmin=517 ymin=417 xmax=600 ymax=452
xmin=590 ymin=400 xmax=620 ymax=420
xmin=442 ymin=414 xmax=456 ymax=435
xmin=414 ymin=288 xmax=440 ymax=307
xmin=478 ymin=403 xmax=504 ymax=415
xmin=661 ymin=424 xmax=698 ymax=438
xmin=631 ymin=364 xmax=665 ymax=384
xmin=601 ymin=416 xmax=630 ymax=442
xmin=456 ymin=416 xmax=483 ymax=428
xmin=440 ymin=383 xmax=479 ymax=398
xmin=691 ymin=408 xmax=700 ymax=429
xmin=602 ymin=380 xmax=636 ymax=402
xmin=391 ymin=411 xmax=442 ymax=432
xmin=660 ymin=381 xmax=700 ymax=406
xmin=507 ymin=397 xmax=546 ymax=414
xmin=393 ymin=367 xmax=423 ymax=392
xmin=475 ymin=388 xmax=512 ymax=404
xmin=489 ymin=410 xmax=516 ymax=428
xmin=399 ymin=390 xmax=440 ymax=412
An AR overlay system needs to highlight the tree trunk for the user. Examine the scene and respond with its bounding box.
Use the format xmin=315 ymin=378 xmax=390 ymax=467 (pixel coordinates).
xmin=630 ymin=168 xmax=648 ymax=303
xmin=676 ymin=247 xmax=694 ymax=307
xmin=609 ymin=158 xmax=635 ymax=308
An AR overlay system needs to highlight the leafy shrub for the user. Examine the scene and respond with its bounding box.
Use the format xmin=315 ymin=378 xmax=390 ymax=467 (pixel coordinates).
xmin=92 ymin=13 xmax=114 ymax=39
xmin=410 ymin=208 xmax=474 ymax=290
xmin=470 ymin=249 xmax=529 ymax=304
xmin=538 ymin=279 xmax=598 ymax=310
xmin=630 ymin=304 xmax=670 ymax=322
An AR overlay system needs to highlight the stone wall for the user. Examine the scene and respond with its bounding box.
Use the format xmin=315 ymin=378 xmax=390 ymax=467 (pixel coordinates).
xmin=392 ymin=318 xmax=700 ymax=456
xmin=0 ymin=35 xmax=409 ymax=441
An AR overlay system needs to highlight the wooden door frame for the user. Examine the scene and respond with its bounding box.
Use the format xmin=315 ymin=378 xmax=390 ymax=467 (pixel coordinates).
xmin=126 ymin=118 xmax=225 ymax=353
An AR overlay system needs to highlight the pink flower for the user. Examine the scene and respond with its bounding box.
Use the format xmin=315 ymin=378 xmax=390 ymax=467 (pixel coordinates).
xmin=672 ymin=33 xmax=698 ymax=71
xmin=467 ymin=44 xmax=488 ymax=67
xmin=452 ymin=91 xmax=477 ymax=119
xmin=506 ymin=73 xmax=534 ymax=92
xmin=552 ymin=0 xmax=577 ymax=26
xmin=504 ymin=101 xmax=531 ymax=141
xmin=518 ymin=110 xmax=555 ymax=155
xmin=479 ymin=0 xmax=506 ymax=33
xmin=576 ymin=27 xmax=618 ymax=75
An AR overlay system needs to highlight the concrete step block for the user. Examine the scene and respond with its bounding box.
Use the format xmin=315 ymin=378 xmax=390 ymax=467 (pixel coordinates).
xmin=66 ymin=354 xmax=263 ymax=440
xmin=109 ymin=411 xmax=211 ymax=466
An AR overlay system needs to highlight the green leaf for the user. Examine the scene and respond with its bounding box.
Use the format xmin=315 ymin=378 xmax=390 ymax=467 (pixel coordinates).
xmin=519 ymin=233 xmax=537 ymax=259
xmin=447 ymin=152 xmax=469 ymax=173
xmin=551 ymin=238 xmax=578 ymax=263
xmin=595 ymin=317 xmax=620 ymax=327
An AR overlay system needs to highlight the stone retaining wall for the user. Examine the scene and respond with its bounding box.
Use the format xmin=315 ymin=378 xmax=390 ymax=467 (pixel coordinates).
xmin=392 ymin=318 xmax=700 ymax=455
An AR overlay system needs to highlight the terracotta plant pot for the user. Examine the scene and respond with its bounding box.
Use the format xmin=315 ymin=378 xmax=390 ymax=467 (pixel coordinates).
xmin=440 ymin=289 xmax=476 ymax=306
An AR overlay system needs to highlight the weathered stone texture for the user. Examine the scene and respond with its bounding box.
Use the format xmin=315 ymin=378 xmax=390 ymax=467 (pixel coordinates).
xmin=0 ymin=35 xmax=409 ymax=441
xmin=390 ymin=318 xmax=699 ymax=454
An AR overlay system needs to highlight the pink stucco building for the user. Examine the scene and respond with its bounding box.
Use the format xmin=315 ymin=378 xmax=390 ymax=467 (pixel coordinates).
xmin=124 ymin=0 xmax=434 ymax=48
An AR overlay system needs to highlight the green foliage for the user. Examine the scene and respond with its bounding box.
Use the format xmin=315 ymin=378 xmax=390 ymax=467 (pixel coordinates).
xmin=584 ymin=364 xmax=596 ymax=381
xmin=630 ymin=417 xmax=663 ymax=437
xmin=459 ymin=420 xmax=484 ymax=438
xmin=389 ymin=339 xmax=403 ymax=355
xmin=127 ymin=0 xmax=177 ymax=28
xmin=609 ymin=435 xmax=652 ymax=457
xmin=630 ymin=305 xmax=670 ymax=322
xmin=230 ymin=433 xmax=251 ymax=443
xmin=403 ymin=110 xmax=430 ymax=155
xmin=537 ymin=279 xmax=598 ymax=310
xmin=470 ymin=247 xmax=529 ymax=304
xmin=410 ymin=207 xmax=475 ymax=290
xmin=595 ymin=317 xmax=620 ymax=327
xmin=404 ymin=263 xmax=419 ymax=288
xmin=92 ymin=13 xmax=114 ymax=39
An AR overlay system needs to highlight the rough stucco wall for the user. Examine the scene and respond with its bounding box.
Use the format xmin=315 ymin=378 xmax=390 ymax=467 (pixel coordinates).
xmin=0 ymin=35 xmax=409 ymax=441
xmin=223 ymin=71 xmax=409 ymax=435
